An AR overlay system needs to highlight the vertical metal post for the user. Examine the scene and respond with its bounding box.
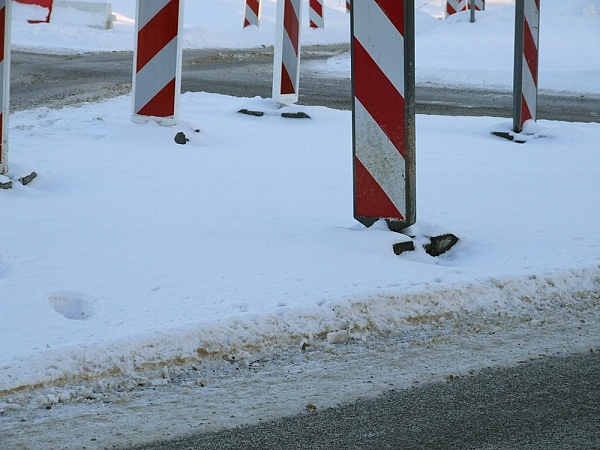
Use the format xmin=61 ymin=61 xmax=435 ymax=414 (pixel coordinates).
xmin=243 ymin=0 xmax=261 ymax=28
xmin=470 ymin=0 xmax=475 ymax=22
xmin=351 ymin=0 xmax=416 ymax=232
xmin=0 ymin=0 xmax=10 ymax=175
xmin=512 ymin=0 xmax=524 ymax=132
xmin=132 ymin=0 xmax=183 ymax=126
xmin=272 ymin=0 xmax=302 ymax=105
xmin=513 ymin=0 xmax=540 ymax=132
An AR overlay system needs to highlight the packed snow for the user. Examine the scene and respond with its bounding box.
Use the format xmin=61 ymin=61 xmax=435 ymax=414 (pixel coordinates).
xmin=1 ymin=0 xmax=599 ymax=448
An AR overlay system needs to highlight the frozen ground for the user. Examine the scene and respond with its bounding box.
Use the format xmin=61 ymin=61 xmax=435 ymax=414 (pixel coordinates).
xmin=1 ymin=0 xmax=599 ymax=448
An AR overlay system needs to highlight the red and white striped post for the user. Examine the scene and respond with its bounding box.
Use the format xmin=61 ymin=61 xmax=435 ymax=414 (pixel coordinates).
xmin=445 ymin=0 xmax=465 ymax=17
xmin=272 ymin=0 xmax=302 ymax=105
xmin=243 ymin=0 xmax=261 ymax=28
xmin=352 ymin=0 xmax=416 ymax=231
xmin=0 ymin=0 xmax=11 ymax=175
xmin=132 ymin=0 xmax=183 ymax=126
xmin=346 ymin=0 xmax=351 ymax=13
xmin=309 ymin=0 xmax=324 ymax=29
xmin=466 ymin=0 xmax=485 ymax=11
xmin=513 ymin=0 xmax=539 ymax=132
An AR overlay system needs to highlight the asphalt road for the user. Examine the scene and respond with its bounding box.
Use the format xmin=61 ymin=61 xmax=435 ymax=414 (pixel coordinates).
xmin=10 ymin=46 xmax=600 ymax=122
xmin=132 ymin=351 xmax=600 ymax=450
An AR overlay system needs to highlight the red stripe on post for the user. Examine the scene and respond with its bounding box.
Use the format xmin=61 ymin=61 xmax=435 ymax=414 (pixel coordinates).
xmin=280 ymin=65 xmax=295 ymax=94
xmin=283 ymin=0 xmax=299 ymax=55
xmin=248 ymin=0 xmax=259 ymax=15
xmin=353 ymin=39 xmax=406 ymax=158
xmin=375 ymin=0 xmax=404 ymax=36
xmin=354 ymin=157 xmax=404 ymax=220
xmin=520 ymin=93 xmax=532 ymax=123
xmin=522 ymin=20 xmax=538 ymax=83
xmin=136 ymin=1 xmax=179 ymax=71
xmin=311 ymin=0 xmax=322 ymax=16
xmin=137 ymin=78 xmax=176 ymax=117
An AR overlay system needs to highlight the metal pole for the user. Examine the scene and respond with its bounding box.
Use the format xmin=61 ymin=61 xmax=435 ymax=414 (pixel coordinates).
xmin=351 ymin=0 xmax=416 ymax=232
xmin=512 ymin=0 xmax=524 ymax=132
xmin=132 ymin=0 xmax=183 ymax=126
xmin=0 ymin=0 xmax=11 ymax=175
xmin=470 ymin=0 xmax=475 ymax=22
xmin=272 ymin=0 xmax=302 ymax=105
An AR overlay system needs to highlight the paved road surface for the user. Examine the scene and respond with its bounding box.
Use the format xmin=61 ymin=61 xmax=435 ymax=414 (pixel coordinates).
xmin=132 ymin=351 xmax=600 ymax=450
xmin=10 ymin=46 xmax=600 ymax=123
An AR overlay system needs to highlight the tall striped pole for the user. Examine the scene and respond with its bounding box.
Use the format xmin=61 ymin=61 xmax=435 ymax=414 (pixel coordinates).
xmin=272 ymin=0 xmax=302 ymax=105
xmin=0 ymin=0 xmax=11 ymax=175
xmin=309 ymin=0 xmax=324 ymax=29
xmin=352 ymin=0 xmax=416 ymax=232
xmin=243 ymin=0 xmax=261 ymax=28
xmin=513 ymin=0 xmax=539 ymax=132
xmin=132 ymin=0 xmax=183 ymax=126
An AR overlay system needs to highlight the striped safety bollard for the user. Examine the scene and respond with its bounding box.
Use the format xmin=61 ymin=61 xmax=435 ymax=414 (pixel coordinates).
xmin=0 ymin=0 xmax=10 ymax=175
xmin=466 ymin=0 xmax=485 ymax=11
xmin=132 ymin=0 xmax=183 ymax=126
xmin=513 ymin=0 xmax=539 ymax=132
xmin=272 ymin=0 xmax=302 ymax=105
xmin=352 ymin=0 xmax=416 ymax=231
xmin=445 ymin=0 xmax=465 ymax=17
xmin=309 ymin=0 xmax=324 ymax=29
xmin=243 ymin=0 xmax=261 ymax=28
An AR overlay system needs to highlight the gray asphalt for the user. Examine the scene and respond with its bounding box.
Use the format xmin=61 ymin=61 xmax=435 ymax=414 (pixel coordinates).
xmin=10 ymin=46 xmax=600 ymax=122
xmin=132 ymin=350 xmax=600 ymax=450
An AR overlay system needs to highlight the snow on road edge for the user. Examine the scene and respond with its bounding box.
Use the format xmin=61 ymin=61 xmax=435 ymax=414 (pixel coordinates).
xmin=3 ymin=265 xmax=598 ymax=395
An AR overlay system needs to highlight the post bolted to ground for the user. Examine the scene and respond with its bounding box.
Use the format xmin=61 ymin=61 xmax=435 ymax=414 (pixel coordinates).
xmin=272 ymin=0 xmax=302 ymax=105
xmin=0 ymin=0 xmax=10 ymax=175
xmin=513 ymin=0 xmax=539 ymax=132
xmin=243 ymin=0 xmax=261 ymax=28
xmin=132 ymin=0 xmax=183 ymax=126
xmin=351 ymin=0 xmax=416 ymax=232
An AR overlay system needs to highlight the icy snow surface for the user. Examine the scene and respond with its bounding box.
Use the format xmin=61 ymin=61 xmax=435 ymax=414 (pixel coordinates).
xmin=1 ymin=0 xmax=599 ymax=448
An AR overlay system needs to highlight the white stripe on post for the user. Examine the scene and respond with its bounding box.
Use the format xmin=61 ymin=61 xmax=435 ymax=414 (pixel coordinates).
xmin=243 ymin=0 xmax=261 ymax=28
xmin=513 ymin=0 xmax=539 ymax=131
xmin=445 ymin=0 xmax=465 ymax=17
xmin=352 ymin=0 xmax=416 ymax=231
xmin=0 ymin=0 xmax=10 ymax=175
xmin=132 ymin=0 xmax=183 ymax=126
xmin=309 ymin=0 xmax=324 ymax=29
xmin=272 ymin=0 xmax=302 ymax=105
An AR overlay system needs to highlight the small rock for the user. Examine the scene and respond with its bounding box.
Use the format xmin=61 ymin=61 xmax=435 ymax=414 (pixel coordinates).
xmin=174 ymin=132 xmax=189 ymax=144
xmin=281 ymin=112 xmax=310 ymax=119
xmin=305 ymin=403 xmax=317 ymax=412
xmin=392 ymin=240 xmax=415 ymax=255
xmin=238 ymin=109 xmax=264 ymax=117
xmin=424 ymin=233 xmax=459 ymax=257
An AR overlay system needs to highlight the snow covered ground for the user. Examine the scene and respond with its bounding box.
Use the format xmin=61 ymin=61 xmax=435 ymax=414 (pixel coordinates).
xmin=1 ymin=0 xmax=599 ymax=448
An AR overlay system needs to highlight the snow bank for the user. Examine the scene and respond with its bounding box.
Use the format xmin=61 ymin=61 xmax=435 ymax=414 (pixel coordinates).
xmin=1 ymin=92 xmax=599 ymax=393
